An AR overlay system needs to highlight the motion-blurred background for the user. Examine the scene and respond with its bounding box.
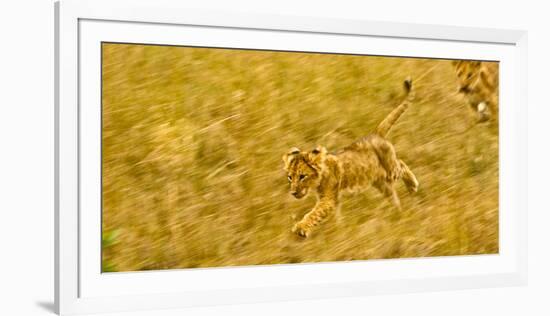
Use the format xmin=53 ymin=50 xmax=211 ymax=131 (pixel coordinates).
xmin=101 ymin=43 xmax=498 ymax=272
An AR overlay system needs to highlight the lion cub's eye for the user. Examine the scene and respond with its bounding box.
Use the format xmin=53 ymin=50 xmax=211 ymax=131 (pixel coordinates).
xmin=299 ymin=174 xmax=307 ymax=181
xmin=287 ymin=175 xmax=292 ymax=182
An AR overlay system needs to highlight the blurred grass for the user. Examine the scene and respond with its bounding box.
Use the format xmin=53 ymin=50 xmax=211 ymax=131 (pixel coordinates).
xmin=101 ymin=43 xmax=498 ymax=272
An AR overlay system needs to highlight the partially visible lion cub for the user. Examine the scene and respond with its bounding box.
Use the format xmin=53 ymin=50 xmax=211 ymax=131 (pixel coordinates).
xmin=283 ymin=79 xmax=418 ymax=238
xmin=452 ymin=60 xmax=499 ymax=122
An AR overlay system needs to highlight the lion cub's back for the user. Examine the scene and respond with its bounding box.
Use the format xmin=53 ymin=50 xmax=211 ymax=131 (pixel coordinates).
xmin=336 ymin=139 xmax=387 ymax=191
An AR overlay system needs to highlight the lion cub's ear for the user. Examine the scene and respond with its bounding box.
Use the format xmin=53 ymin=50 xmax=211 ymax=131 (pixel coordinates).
xmin=306 ymin=145 xmax=327 ymax=171
xmin=282 ymin=147 xmax=301 ymax=170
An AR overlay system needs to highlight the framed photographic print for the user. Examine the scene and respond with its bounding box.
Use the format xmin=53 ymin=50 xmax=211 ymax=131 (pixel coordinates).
xmin=55 ymin=0 xmax=527 ymax=314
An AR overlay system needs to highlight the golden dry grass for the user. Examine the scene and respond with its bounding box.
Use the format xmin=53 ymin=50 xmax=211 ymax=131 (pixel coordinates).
xmin=101 ymin=43 xmax=498 ymax=272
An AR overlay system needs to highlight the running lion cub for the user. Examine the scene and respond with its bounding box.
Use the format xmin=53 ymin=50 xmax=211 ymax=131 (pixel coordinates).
xmin=452 ymin=60 xmax=499 ymax=122
xmin=282 ymin=79 xmax=418 ymax=238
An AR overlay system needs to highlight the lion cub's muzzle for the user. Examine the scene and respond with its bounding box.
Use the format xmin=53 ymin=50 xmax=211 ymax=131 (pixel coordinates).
xmin=291 ymin=188 xmax=307 ymax=199
xmin=458 ymin=85 xmax=471 ymax=93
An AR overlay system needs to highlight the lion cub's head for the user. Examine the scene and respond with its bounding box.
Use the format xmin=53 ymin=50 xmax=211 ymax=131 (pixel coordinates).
xmin=452 ymin=60 xmax=482 ymax=93
xmin=282 ymin=146 xmax=327 ymax=199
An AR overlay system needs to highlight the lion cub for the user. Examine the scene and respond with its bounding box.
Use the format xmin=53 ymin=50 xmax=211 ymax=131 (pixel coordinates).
xmin=282 ymin=79 xmax=418 ymax=238
xmin=452 ymin=60 xmax=499 ymax=122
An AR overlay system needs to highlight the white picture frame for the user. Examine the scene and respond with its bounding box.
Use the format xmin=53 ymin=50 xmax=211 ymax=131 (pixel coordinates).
xmin=55 ymin=0 xmax=528 ymax=314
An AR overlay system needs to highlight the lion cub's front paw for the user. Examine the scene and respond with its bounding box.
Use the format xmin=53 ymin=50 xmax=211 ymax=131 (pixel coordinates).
xmin=292 ymin=222 xmax=310 ymax=238
xmin=476 ymin=102 xmax=491 ymax=123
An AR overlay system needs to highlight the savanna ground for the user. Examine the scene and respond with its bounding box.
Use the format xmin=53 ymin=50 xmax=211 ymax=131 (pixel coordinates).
xmin=101 ymin=43 xmax=498 ymax=272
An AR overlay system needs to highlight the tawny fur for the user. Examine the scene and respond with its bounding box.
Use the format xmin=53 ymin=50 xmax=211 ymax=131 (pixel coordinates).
xmin=282 ymin=79 xmax=418 ymax=238
xmin=452 ymin=60 xmax=499 ymax=122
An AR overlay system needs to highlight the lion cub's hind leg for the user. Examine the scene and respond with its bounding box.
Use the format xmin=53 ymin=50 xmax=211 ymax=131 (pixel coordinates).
xmin=369 ymin=136 xmax=403 ymax=181
xmin=399 ymin=159 xmax=419 ymax=193
xmin=374 ymin=180 xmax=402 ymax=211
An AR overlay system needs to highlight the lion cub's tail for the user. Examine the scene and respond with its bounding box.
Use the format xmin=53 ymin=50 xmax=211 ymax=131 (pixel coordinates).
xmin=374 ymin=78 xmax=415 ymax=138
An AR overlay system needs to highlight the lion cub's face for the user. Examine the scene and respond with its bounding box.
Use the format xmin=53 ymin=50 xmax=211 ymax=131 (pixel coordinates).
xmin=282 ymin=146 xmax=327 ymax=199
xmin=453 ymin=60 xmax=481 ymax=94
